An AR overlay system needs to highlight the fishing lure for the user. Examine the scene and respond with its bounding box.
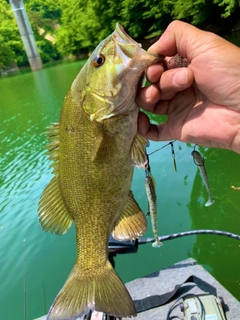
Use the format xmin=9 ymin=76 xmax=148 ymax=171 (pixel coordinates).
xmin=144 ymin=157 xmax=162 ymax=248
xmin=170 ymin=141 xmax=177 ymax=172
xmin=192 ymin=146 xmax=215 ymax=207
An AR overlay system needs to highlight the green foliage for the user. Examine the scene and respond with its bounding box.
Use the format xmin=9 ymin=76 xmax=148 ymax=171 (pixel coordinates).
xmin=25 ymin=0 xmax=61 ymax=20
xmin=25 ymin=0 xmax=62 ymax=62
xmin=55 ymin=0 xmax=240 ymax=57
xmin=170 ymin=0 xmax=207 ymax=25
xmin=36 ymin=38 xmax=61 ymax=63
xmin=0 ymin=35 xmax=15 ymax=71
xmin=213 ymin=0 xmax=240 ymax=17
xmin=1 ymin=0 xmax=239 ymax=71
xmin=55 ymin=0 xmax=122 ymax=55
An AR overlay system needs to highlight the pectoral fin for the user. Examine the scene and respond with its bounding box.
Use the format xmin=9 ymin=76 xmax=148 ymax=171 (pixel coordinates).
xmin=38 ymin=176 xmax=72 ymax=235
xmin=91 ymin=132 xmax=114 ymax=163
xmin=112 ymin=191 xmax=147 ymax=241
xmin=131 ymin=133 xmax=149 ymax=168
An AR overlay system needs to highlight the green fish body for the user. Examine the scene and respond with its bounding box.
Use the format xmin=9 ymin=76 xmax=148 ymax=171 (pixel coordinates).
xmin=38 ymin=24 xmax=163 ymax=319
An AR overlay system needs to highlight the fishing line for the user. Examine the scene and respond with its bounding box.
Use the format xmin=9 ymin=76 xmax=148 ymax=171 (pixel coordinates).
xmin=23 ymin=239 xmax=27 ymax=320
xmin=148 ymin=140 xmax=176 ymax=156
xmin=147 ymin=140 xmax=177 ymax=172
xmin=192 ymin=144 xmax=203 ymax=167
xmin=138 ymin=229 xmax=240 ymax=244
xmin=42 ymin=281 xmax=47 ymax=315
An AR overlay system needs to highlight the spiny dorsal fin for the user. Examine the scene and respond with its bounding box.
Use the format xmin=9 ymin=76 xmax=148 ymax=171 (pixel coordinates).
xmin=38 ymin=176 xmax=72 ymax=235
xmin=45 ymin=123 xmax=60 ymax=174
xmin=112 ymin=190 xmax=147 ymax=241
xmin=131 ymin=133 xmax=149 ymax=168
xmin=39 ymin=123 xmax=72 ymax=234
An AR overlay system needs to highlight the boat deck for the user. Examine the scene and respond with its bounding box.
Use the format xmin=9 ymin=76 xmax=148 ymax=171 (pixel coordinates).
xmin=123 ymin=257 xmax=240 ymax=319
xmin=35 ymin=258 xmax=240 ymax=320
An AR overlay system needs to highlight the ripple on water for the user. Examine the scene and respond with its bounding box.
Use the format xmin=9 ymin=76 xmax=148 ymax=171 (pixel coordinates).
xmin=1 ymin=131 xmax=52 ymax=290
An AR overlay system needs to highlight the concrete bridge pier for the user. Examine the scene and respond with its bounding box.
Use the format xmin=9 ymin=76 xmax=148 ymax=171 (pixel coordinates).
xmin=9 ymin=0 xmax=42 ymax=71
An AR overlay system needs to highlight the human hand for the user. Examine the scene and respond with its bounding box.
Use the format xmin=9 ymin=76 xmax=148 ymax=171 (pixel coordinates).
xmin=137 ymin=20 xmax=240 ymax=153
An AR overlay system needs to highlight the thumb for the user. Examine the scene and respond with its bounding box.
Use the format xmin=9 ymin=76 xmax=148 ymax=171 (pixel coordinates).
xmin=148 ymin=20 xmax=208 ymax=61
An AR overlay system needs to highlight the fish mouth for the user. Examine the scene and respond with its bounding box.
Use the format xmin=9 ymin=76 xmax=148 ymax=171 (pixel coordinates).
xmin=115 ymin=23 xmax=141 ymax=48
xmin=113 ymin=23 xmax=164 ymax=69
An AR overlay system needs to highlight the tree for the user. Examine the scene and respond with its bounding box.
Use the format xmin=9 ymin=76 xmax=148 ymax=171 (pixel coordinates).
xmin=25 ymin=0 xmax=62 ymax=62
xmin=55 ymin=0 xmax=122 ymax=56
xmin=54 ymin=0 xmax=240 ymax=58
xmin=214 ymin=0 xmax=240 ymax=18
xmin=1 ymin=0 xmax=239 ymax=71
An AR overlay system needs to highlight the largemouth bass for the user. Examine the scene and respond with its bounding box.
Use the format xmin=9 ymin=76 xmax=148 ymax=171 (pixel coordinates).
xmin=38 ymin=23 xmax=163 ymax=319
xmin=192 ymin=149 xmax=215 ymax=207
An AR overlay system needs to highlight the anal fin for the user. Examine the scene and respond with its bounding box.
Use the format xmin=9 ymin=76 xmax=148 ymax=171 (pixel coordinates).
xmin=112 ymin=190 xmax=147 ymax=241
xmin=38 ymin=176 xmax=72 ymax=235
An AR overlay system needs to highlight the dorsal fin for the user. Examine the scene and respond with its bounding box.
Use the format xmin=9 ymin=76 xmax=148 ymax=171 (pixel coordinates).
xmin=45 ymin=123 xmax=60 ymax=174
xmin=112 ymin=190 xmax=147 ymax=241
xmin=131 ymin=133 xmax=149 ymax=168
xmin=38 ymin=123 xmax=72 ymax=234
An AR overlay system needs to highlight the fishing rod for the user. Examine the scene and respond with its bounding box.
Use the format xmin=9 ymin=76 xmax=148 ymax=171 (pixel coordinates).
xmin=138 ymin=229 xmax=240 ymax=244
xmin=108 ymin=229 xmax=240 ymax=254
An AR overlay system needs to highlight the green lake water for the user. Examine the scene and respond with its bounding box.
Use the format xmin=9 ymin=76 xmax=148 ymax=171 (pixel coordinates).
xmin=1 ymin=60 xmax=240 ymax=319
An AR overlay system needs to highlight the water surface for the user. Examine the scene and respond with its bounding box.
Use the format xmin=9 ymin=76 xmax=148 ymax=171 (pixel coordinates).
xmin=1 ymin=60 xmax=240 ymax=319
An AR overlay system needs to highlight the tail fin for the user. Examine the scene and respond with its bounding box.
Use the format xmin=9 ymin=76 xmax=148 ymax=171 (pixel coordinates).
xmin=205 ymin=197 xmax=215 ymax=207
xmin=47 ymin=261 xmax=136 ymax=320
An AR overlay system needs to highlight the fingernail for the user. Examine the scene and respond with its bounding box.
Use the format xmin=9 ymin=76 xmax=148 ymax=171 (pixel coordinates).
xmin=172 ymin=69 xmax=188 ymax=87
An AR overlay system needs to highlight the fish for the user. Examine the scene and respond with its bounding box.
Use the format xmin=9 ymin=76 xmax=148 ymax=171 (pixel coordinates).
xmin=38 ymin=23 xmax=164 ymax=320
xmin=191 ymin=149 xmax=215 ymax=207
xmin=145 ymin=165 xmax=162 ymax=248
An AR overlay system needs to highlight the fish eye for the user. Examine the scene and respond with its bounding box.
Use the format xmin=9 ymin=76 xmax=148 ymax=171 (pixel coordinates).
xmin=93 ymin=54 xmax=105 ymax=67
